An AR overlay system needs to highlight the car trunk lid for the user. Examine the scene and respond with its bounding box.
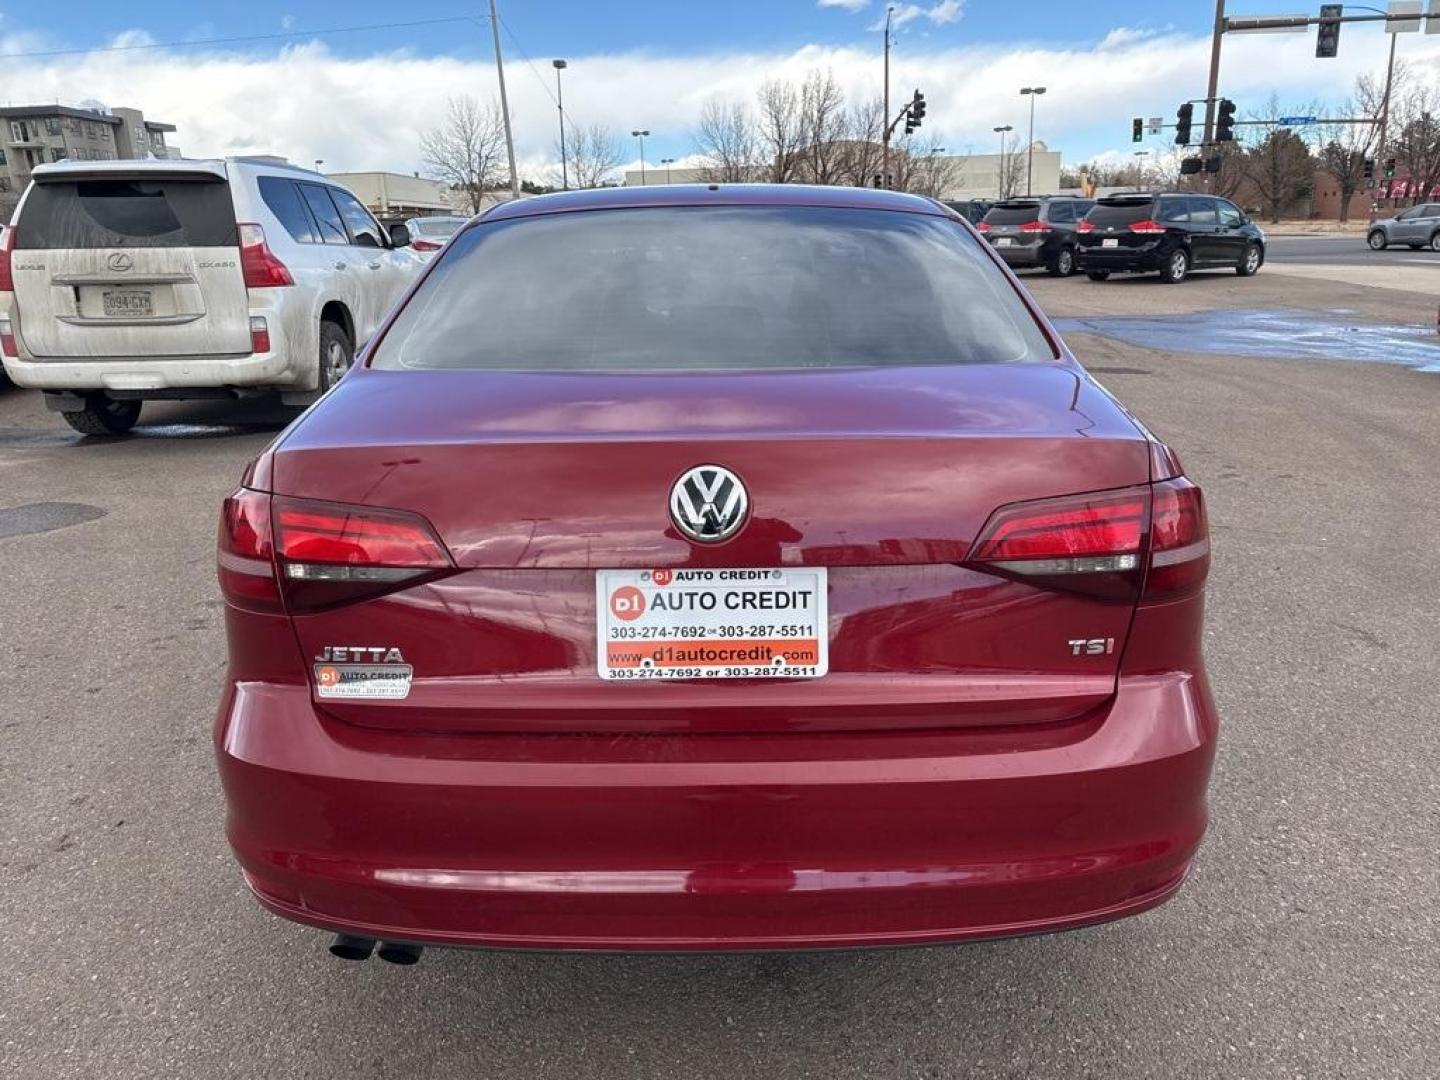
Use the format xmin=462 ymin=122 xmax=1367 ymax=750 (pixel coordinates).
xmin=9 ymin=165 xmax=251 ymax=358
xmin=262 ymin=365 xmax=1153 ymax=735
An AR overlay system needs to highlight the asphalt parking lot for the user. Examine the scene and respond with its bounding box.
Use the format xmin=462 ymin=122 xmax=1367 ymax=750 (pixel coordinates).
xmin=2 ymin=260 xmax=1438 ymax=1079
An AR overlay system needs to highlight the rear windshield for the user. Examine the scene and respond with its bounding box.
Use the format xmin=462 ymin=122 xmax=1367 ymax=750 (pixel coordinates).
xmin=1086 ymin=200 xmax=1157 ymax=228
xmin=16 ymin=177 xmax=237 ymax=249
xmin=981 ymin=203 xmax=1041 ymax=225
xmin=371 ymin=206 xmax=1056 ymax=372
xmin=413 ymin=218 xmax=464 ymax=237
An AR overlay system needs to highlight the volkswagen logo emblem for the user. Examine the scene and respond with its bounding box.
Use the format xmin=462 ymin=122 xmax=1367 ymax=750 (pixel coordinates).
xmin=106 ymin=252 xmax=134 ymax=272
xmin=669 ymin=465 xmax=748 ymax=544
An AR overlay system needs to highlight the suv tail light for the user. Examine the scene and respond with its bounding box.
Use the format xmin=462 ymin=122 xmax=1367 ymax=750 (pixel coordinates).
xmin=1020 ymin=220 xmax=1052 ymax=233
xmin=238 ymin=223 xmax=294 ymax=288
xmin=219 ymin=491 xmax=457 ymax=614
xmin=968 ymin=480 xmax=1209 ymax=602
xmin=976 ymin=221 xmax=991 ymax=233
xmin=1129 ymin=219 xmax=1167 ymax=235
xmin=411 ymin=238 xmax=443 ymax=252
xmin=1076 ymin=220 xmax=1094 ymax=234
xmin=0 ymin=316 xmax=17 ymax=358
xmin=0 ymin=225 xmax=14 ymax=292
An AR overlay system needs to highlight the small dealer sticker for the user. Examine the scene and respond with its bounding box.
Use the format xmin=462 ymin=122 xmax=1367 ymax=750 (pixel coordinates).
xmin=595 ymin=567 xmax=828 ymax=681
xmin=313 ymin=663 xmax=414 ymax=700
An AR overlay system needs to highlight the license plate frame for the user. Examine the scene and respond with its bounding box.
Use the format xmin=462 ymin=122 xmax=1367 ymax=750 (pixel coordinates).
xmin=595 ymin=567 xmax=828 ymax=681
xmin=995 ymin=237 xmax=1014 ymax=247
xmin=102 ymin=289 xmax=154 ymax=318
xmin=1101 ymin=238 xmax=1120 ymax=249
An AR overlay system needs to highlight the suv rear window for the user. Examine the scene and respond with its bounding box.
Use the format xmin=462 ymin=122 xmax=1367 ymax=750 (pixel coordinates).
xmin=16 ymin=176 xmax=236 ymax=249
xmin=372 ymin=206 xmax=1056 ymax=372
xmin=981 ymin=202 xmax=1041 ymax=225
xmin=1086 ymin=199 xmax=1158 ymax=228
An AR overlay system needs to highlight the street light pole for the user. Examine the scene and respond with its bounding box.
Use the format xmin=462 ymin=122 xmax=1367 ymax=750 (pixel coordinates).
xmin=882 ymin=5 xmax=894 ymax=188
xmin=1375 ymin=29 xmax=1398 ymax=209
xmin=488 ymin=0 xmax=520 ymax=198
xmin=993 ymin=125 xmax=1012 ymax=199
xmin=632 ymin=130 xmax=649 ymax=184
xmin=553 ymin=59 xmax=568 ymax=190
xmin=1020 ymin=86 xmax=1046 ymax=197
xmin=661 ymin=157 xmax=675 ymax=184
xmin=314 ymin=159 xmax=324 ymax=173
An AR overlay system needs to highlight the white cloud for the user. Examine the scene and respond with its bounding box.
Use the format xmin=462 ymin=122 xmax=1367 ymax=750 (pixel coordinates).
xmin=817 ymin=0 xmax=869 ymax=11
xmin=280 ymin=15 xmax=296 ymax=31
xmin=0 ymin=28 xmax=1433 ymax=178
xmin=874 ymin=1 xmax=965 ymax=29
xmin=1097 ymin=26 xmax=1158 ymax=51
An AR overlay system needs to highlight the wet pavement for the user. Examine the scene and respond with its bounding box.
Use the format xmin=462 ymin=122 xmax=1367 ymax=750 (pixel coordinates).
xmin=1053 ymin=307 xmax=1440 ymax=371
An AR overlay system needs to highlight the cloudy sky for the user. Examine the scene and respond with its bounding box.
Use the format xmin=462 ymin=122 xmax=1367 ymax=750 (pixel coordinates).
xmin=1 ymin=1 xmax=1437 ymax=180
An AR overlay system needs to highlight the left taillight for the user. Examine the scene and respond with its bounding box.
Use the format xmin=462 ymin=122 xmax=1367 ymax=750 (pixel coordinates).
xmin=1076 ymin=220 xmax=1095 ymax=234
xmin=0 ymin=225 xmax=15 ymax=292
xmin=272 ymin=495 xmax=455 ymax=612
xmin=968 ymin=480 xmax=1210 ymax=603
xmin=238 ymin=223 xmax=294 ymax=288
xmin=412 ymin=238 xmax=443 ymax=251
xmin=218 ymin=489 xmax=283 ymax=613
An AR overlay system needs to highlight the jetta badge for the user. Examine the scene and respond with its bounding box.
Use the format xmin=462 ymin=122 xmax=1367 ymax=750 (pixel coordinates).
xmin=670 ymin=465 xmax=749 ymax=543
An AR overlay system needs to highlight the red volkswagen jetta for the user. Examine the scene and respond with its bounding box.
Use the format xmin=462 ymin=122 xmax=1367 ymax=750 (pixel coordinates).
xmin=216 ymin=185 xmax=1216 ymax=961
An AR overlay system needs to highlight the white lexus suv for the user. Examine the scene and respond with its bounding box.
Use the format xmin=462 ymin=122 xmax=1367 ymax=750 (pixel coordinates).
xmin=0 ymin=157 xmax=424 ymax=434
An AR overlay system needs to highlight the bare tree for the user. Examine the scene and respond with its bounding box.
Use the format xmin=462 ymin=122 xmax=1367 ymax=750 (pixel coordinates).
xmin=1391 ymin=82 xmax=1440 ymax=206
xmin=693 ymin=98 xmax=757 ymax=183
xmin=796 ymin=70 xmax=848 ymax=185
xmin=557 ymin=123 xmax=625 ymax=189
xmin=903 ymin=136 xmax=964 ymax=199
xmin=1317 ymin=111 xmax=1375 ymax=223
xmin=834 ymin=96 xmax=886 ymax=189
xmin=756 ymin=79 xmax=803 ymax=184
xmin=420 ymin=96 xmax=507 ymax=214
xmin=997 ymin=140 xmax=1026 ymax=199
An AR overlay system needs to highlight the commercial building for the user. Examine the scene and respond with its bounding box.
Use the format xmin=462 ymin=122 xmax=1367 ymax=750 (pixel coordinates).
xmin=622 ymin=145 xmax=1063 ymax=202
xmin=325 ymin=171 xmax=457 ymax=218
xmin=0 ymin=104 xmax=178 ymax=195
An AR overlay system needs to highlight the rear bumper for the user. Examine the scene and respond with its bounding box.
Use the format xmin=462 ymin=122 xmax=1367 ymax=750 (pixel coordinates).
xmin=217 ymin=672 xmax=1218 ymax=951
xmin=991 ymin=244 xmax=1046 ymax=268
xmin=1077 ymin=247 xmax=1163 ymax=272
xmin=1 ymin=346 xmax=301 ymax=392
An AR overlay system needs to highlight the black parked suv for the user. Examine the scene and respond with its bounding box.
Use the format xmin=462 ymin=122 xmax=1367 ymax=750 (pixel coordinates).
xmin=977 ymin=196 xmax=1094 ymax=276
xmin=1076 ymin=193 xmax=1266 ymax=284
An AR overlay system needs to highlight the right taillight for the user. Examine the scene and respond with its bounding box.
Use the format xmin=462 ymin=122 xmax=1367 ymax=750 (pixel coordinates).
xmin=1144 ymin=478 xmax=1209 ymax=601
xmin=1076 ymin=220 xmax=1094 ymax=234
xmin=1129 ymin=219 xmax=1167 ymax=235
xmin=238 ymin=223 xmax=294 ymax=288
xmin=976 ymin=221 xmax=991 ymax=233
xmin=218 ymin=489 xmax=283 ymax=614
xmin=968 ymin=480 xmax=1209 ymax=602
xmin=0 ymin=225 xmax=15 ymax=292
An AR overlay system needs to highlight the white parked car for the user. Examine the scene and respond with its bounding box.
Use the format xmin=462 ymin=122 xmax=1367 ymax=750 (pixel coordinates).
xmin=400 ymin=215 xmax=469 ymax=259
xmin=0 ymin=157 xmax=423 ymax=434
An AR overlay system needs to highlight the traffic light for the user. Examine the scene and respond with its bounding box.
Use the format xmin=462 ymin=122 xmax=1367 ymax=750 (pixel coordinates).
xmin=1215 ymin=99 xmax=1237 ymax=142
xmin=1204 ymin=155 xmax=1222 ymax=174
xmin=1175 ymin=103 xmax=1194 ymax=146
xmin=905 ymin=90 xmax=926 ymax=135
xmin=1384 ymin=157 xmax=1397 ymax=178
xmin=1179 ymin=157 xmax=1202 ymax=176
xmin=1363 ymin=158 xmax=1375 ymax=181
xmin=1132 ymin=117 xmax=1144 ymax=143
xmin=1316 ymin=3 xmax=1342 ymax=59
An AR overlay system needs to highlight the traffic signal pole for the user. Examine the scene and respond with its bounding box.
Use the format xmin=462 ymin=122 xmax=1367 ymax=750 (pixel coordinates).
xmin=1202 ymin=0 xmax=1225 ymax=190
xmin=1374 ymin=29 xmax=1397 ymax=208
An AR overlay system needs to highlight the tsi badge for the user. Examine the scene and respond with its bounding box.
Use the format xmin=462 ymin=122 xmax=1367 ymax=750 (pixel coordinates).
xmin=313 ymin=645 xmax=412 ymax=700
xmin=1068 ymin=637 xmax=1115 ymax=657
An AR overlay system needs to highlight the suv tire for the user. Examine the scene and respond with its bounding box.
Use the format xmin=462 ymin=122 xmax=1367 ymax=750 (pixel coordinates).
xmin=1367 ymin=230 xmax=1387 ymax=251
xmin=61 ymin=396 xmax=142 ymax=436
xmin=318 ymin=320 xmax=354 ymax=392
xmin=1160 ymin=248 xmax=1189 ymax=284
xmin=1429 ymin=232 xmax=1440 ymax=252
xmin=1236 ymin=243 xmax=1262 ymax=277
xmin=1046 ymin=246 xmax=1076 ymax=277
xmin=1085 ymin=270 xmax=1111 ymax=281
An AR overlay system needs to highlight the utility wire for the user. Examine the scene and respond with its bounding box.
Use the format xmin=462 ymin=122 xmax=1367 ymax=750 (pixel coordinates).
xmin=0 ymin=16 xmax=478 ymax=61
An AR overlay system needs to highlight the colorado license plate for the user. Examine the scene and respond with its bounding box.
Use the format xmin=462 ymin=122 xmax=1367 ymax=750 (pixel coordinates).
xmin=596 ymin=567 xmax=828 ymax=680
xmin=102 ymin=290 xmax=154 ymax=317
xmin=995 ymin=237 xmax=1014 ymax=247
xmin=1101 ymin=238 xmax=1120 ymax=248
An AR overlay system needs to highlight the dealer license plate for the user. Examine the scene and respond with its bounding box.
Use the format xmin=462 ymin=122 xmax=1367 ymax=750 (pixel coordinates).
xmin=102 ymin=289 xmax=154 ymax=317
xmin=596 ymin=567 xmax=828 ymax=681
xmin=1101 ymin=238 xmax=1120 ymax=248
xmin=995 ymin=237 xmax=1014 ymax=247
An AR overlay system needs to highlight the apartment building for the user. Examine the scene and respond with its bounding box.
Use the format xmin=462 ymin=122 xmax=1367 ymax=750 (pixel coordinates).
xmin=0 ymin=104 xmax=178 ymax=196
